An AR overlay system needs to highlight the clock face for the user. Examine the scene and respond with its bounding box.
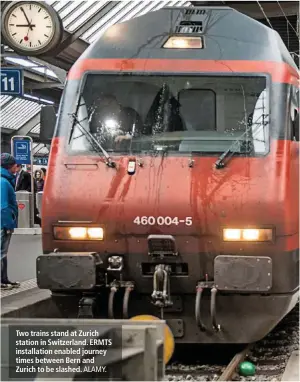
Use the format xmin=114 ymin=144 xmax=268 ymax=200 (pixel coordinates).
xmin=6 ymin=3 xmax=55 ymax=51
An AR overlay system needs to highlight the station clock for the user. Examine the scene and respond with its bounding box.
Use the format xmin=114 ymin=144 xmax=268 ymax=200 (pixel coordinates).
xmin=1 ymin=1 xmax=63 ymax=56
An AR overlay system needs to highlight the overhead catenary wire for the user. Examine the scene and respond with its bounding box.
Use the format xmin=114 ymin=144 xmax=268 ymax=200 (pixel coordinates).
xmin=276 ymin=0 xmax=300 ymax=39
xmin=286 ymin=8 xmax=290 ymax=50
xmin=256 ymin=1 xmax=273 ymax=29
xmin=257 ymin=1 xmax=299 ymax=66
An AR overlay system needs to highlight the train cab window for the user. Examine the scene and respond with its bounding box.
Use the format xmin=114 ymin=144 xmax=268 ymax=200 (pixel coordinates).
xmin=249 ymin=89 xmax=269 ymax=153
xmin=290 ymin=88 xmax=299 ymax=141
xmin=178 ymin=89 xmax=216 ymax=131
xmin=68 ymin=75 xmax=269 ymax=156
xmin=144 ymin=85 xmax=186 ymax=134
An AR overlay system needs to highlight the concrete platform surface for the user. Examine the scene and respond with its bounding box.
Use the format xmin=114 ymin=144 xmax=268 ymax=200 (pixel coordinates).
xmin=14 ymin=228 xmax=42 ymax=235
xmin=281 ymin=351 xmax=299 ymax=381
xmin=1 ymin=287 xmax=51 ymax=318
xmin=5 ymin=234 xmax=42 ymax=283
xmin=0 ymin=278 xmax=37 ymax=299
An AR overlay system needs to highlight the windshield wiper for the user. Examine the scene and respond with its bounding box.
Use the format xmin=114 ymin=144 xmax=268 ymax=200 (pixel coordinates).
xmin=215 ymin=147 xmax=231 ymax=169
xmin=215 ymin=131 xmax=254 ymax=169
xmin=70 ymin=113 xmax=116 ymax=168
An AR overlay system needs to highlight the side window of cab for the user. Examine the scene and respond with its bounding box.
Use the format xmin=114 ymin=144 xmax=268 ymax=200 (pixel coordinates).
xmin=291 ymin=87 xmax=299 ymax=141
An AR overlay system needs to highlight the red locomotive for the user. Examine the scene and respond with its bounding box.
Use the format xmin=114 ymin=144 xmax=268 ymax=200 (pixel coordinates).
xmin=37 ymin=6 xmax=299 ymax=350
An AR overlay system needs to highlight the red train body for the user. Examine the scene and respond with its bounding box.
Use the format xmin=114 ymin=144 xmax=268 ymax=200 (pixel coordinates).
xmin=37 ymin=6 xmax=299 ymax=344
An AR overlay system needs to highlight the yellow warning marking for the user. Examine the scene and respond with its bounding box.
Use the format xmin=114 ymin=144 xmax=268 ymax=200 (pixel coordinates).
xmin=130 ymin=314 xmax=175 ymax=364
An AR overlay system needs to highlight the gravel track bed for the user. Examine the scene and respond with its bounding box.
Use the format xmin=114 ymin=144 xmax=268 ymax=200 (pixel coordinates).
xmin=165 ymin=304 xmax=299 ymax=381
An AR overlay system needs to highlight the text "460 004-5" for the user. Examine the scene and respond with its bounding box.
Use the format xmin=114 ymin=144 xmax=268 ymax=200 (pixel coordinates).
xmin=133 ymin=216 xmax=192 ymax=226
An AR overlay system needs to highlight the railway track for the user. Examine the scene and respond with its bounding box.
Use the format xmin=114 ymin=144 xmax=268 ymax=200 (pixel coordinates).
xmin=165 ymin=345 xmax=251 ymax=381
xmin=241 ymin=305 xmax=299 ymax=382
xmin=165 ymin=304 xmax=299 ymax=381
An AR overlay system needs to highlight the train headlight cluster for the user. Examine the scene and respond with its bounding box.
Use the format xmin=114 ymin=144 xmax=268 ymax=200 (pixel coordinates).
xmin=163 ymin=36 xmax=203 ymax=49
xmin=223 ymin=228 xmax=273 ymax=242
xmin=54 ymin=227 xmax=104 ymax=240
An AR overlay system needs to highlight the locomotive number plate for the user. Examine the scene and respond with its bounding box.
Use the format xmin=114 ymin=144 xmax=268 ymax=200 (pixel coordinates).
xmin=133 ymin=216 xmax=193 ymax=226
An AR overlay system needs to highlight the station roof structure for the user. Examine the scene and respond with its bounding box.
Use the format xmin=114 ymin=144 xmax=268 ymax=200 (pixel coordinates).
xmin=1 ymin=0 xmax=299 ymax=157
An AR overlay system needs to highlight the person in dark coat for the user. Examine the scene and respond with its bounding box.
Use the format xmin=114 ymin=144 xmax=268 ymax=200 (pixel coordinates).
xmin=0 ymin=153 xmax=20 ymax=289
xmin=15 ymin=164 xmax=31 ymax=192
xmin=15 ymin=165 xmax=41 ymax=227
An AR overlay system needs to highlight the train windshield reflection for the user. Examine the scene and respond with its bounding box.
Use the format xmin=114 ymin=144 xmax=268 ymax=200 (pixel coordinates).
xmin=69 ymin=75 xmax=269 ymax=155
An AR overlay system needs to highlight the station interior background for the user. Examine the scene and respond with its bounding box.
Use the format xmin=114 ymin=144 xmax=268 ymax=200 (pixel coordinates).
xmin=0 ymin=0 xmax=299 ymax=281
xmin=1 ymin=1 xmax=299 ymax=166
xmin=0 ymin=3 xmax=299 ymax=379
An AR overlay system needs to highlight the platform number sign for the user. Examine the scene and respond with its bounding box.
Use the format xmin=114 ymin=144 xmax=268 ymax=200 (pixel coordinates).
xmin=13 ymin=139 xmax=31 ymax=165
xmin=0 ymin=68 xmax=23 ymax=96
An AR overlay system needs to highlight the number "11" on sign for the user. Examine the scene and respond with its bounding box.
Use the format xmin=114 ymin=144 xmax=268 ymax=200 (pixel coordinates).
xmin=2 ymin=77 xmax=15 ymax=91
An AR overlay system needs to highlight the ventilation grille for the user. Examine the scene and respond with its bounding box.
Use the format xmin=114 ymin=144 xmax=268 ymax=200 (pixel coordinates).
xmin=185 ymin=9 xmax=206 ymax=15
xmin=149 ymin=239 xmax=174 ymax=253
xmin=147 ymin=235 xmax=177 ymax=256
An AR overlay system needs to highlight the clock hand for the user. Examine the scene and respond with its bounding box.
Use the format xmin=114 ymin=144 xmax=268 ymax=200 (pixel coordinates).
xmin=24 ymin=18 xmax=34 ymax=42
xmin=20 ymin=7 xmax=33 ymax=30
xmin=23 ymin=23 xmax=31 ymax=43
xmin=16 ymin=24 xmax=36 ymax=27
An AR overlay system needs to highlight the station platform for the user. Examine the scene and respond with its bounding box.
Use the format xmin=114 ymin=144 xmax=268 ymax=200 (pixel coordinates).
xmin=282 ymin=351 xmax=299 ymax=381
xmin=0 ymin=232 xmax=41 ymax=298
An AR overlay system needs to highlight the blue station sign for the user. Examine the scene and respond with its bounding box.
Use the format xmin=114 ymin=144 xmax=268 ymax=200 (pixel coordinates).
xmin=13 ymin=139 xmax=31 ymax=165
xmin=34 ymin=157 xmax=48 ymax=166
xmin=0 ymin=68 xmax=23 ymax=96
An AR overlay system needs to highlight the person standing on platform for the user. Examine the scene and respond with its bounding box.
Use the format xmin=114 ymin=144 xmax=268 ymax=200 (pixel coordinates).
xmin=40 ymin=167 xmax=47 ymax=181
xmin=15 ymin=164 xmax=41 ymax=227
xmin=34 ymin=169 xmax=44 ymax=192
xmin=0 ymin=153 xmax=20 ymax=289
xmin=15 ymin=164 xmax=31 ymax=192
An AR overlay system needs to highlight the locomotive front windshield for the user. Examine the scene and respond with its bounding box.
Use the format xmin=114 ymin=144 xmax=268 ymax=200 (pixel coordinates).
xmin=69 ymin=75 xmax=269 ymax=156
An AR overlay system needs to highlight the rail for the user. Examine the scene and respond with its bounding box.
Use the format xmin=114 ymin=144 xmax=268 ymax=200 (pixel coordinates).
xmin=166 ymin=345 xmax=253 ymax=380
xmin=218 ymin=345 xmax=252 ymax=381
xmin=166 ymin=304 xmax=298 ymax=381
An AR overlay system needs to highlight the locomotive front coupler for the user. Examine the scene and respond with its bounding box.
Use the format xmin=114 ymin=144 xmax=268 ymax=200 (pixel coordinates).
xmin=105 ymin=255 xmax=125 ymax=287
xmin=78 ymin=294 xmax=97 ymax=319
xmin=195 ymin=280 xmax=221 ymax=332
xmin=107 ymin=255 xmax=124 ymax=272
xmin=151 ymin=264 xmax=173 ymax=318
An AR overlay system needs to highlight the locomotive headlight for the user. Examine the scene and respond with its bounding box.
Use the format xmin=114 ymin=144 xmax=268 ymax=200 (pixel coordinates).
xmin=223 ymin=229 xmax=241 ymax=241
xmin=223 ymin=228 xmax=273 ymax=242
xmin=87 ymin=227 xmax=104 ymax=240
xmin=69 ymin=227 xmax=87 ymax=239
xmin=242 ymin=229 xmax=259 ymax=241
xmin=163 ymin=36 xmax=203 ymax=49
xmin=54 ymin=226 xmax=104 ymax=240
